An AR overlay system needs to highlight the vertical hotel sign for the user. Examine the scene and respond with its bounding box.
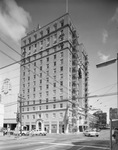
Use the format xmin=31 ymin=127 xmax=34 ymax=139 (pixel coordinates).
xmin=1 ymin=78 xmax=12 ymax=95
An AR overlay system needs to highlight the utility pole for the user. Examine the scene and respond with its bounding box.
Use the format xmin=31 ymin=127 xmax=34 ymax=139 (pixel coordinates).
xmin=18 ymin=95 xmax=22 ymax=135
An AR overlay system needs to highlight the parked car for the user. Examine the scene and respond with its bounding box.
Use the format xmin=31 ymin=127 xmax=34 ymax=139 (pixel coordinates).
xmin=31 ymin=129 xmax=47 ymax=136
xmin=83 ymin=129 xmax=100 ymax=137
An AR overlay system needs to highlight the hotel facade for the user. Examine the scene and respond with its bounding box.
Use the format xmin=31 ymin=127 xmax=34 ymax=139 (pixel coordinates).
xmin=20 ymin=14 xmax=89 ymax=133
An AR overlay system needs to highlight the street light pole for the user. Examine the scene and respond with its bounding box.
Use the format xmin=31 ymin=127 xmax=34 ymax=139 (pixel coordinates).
xmin=117 ymin=53 xmax=118 ymax=115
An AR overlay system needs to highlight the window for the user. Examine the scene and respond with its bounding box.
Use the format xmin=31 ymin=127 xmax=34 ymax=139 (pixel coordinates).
xmin=40 ymin=79 xmax=42 ymax=84
xmin=54 ymin=46 xmax=56 ymax=52
xmin=40 ymin=31 xmax=43 ymax=37
xmin=53 ymin=75 xmax=56 ymax=80
xmin=60 ymin=52 xmax=63 ymax=57
xmin=39 ymin=114 xmax=41 ymax=118
xmin=53 ymin=113 xmax=56 ymax=118
xmin=60 ymin=59 xmax=63 ymax=65
xmin=60 ymin=113 xmax=63 ymax=118
xmin=27 ymin=101 xmax=29 ymax=105
xmin=47 ymin=50 xmax=49 ymax=55
xmin=60 ymin=74 xmax=63 ymax=79
xmin=33 ymin=81 xmax=36 ymax=86
xmin=46 ymin=77 xmax=49 ymax=82
xmin=53 ymin=23 xmax=57 ymax=30
xmin=22 ymin=108 xmax=24 ymax=112
xmin=60 ymin=103 xmax=63 ymax=108
xmin=27 ymin=89 xmax=30 ymax=93
xmin=33 ymin=94 xmax=35 ymax=98
xmin=53 ymin=97 xmax=56 ymax=101
xmin=54 ymin=68 xmax=56 ymax=74
xmin=53 ymin=83 xmax=56 ymax=87
xmin=54 ymin=62 xmax=56 ymax=66
xmin=34 ymin=34 xmax=37 ymax=40
xmin=39 ymin=99 xmax=42 ymax=104
xmin=33 ymin=87 xmax=35 ymax=92
xmin=27 ymin=115 xmax=29 ymax=119
xmin=60 ymin=66 xmax=63 ymax=71
xmin=47 ymin=71 xmax=49 ymax=75
xmin=39 ymin=92 xmax=42 ymax=97
xmin=60 ymin=96 xmax=63 ymax=100
xmin=40 ymin=73 xmax=42 ymax=78
xmin=34 ymin=68 xmax=36 ymax=73
xmin=34 ymin=62 xmax=36 ymax=66
xmin=53 ymin=34 xmax=57 ymax=43
xmin=40 ymin=41 xmax=43 ymax=49
xmin=34 ymin=74 xmax=36 ymax=79
xmin=27 ymin=107 xmax=29 ymax=111
xmin=39 ymin=106 xmax=41 ymax=110
xmin=28 ymin=37 xmax=31 ymax=43
xmin=39 ymin=86 xmax=42 ymax=90
xmin=47 ymin=27 xmax=50 ymax=34
xmin=60 ymin=81 xmax=63 ymax=86
xmin=47 ymin=37 xmax=50 ymax=47
xmin=23 ymin=40 xmax=26 ymax=46
xmin=46 ymin=98 xmax=48 ymax=103
xmin=33 ymin=115 xmax=35 ymax=119
xmin=54 ymin=54 xmax=56 ymax=59
xmin=46 ymin=91 xmax=49 ymax=96
xmin=46 ymin=105 xmax=48 ymax=109
xmin=40 ymin=59 xmax=42 ymax=64
xmin=47 ymin=57 xmax=49 ymax=62
xmin=33 ymin=107 xmax=35 ymax=110
xmin=60 ymin=20 xmax=64 ymax=27
xmin=60 ymin=88 xmax=63 ymax=93
xmin=46 ymin=84 xmax=49 ymax=89
xmin=46 ymin=114 xmax=48 ymax=118
xmin=53 ymin=104 xmax=56 ymax=109
xmin=40 ymin=66 xmax=42 ymax=70
xmin=53 ymin=90 xmax=56 ymax=94
xmin=47 ymin=64 xmax=49 ymax=68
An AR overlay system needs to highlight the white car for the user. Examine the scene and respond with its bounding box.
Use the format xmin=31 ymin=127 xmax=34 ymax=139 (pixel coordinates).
xmin=31 ymin=130 xmax=47 ymax=136
xmin=83 ymin=129 xmax=100 ymax=137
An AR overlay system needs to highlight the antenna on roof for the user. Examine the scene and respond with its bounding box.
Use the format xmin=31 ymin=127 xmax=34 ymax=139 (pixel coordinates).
xmin=66 ymin=0 xmax=69 ymax=13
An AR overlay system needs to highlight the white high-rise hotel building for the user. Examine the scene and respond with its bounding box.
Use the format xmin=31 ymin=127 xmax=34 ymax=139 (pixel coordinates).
xmin=20 ymin=14 xmax=88 ymax=133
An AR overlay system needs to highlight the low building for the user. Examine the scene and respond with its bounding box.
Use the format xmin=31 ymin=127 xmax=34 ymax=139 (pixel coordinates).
xmin=93 ymin=111 xmax=107 ymax=129
xmin=0 ymin=103 xmax=4 ymax=129
xmin=0 ymin=63 xmax=20 ymax=130
xmin=88 ymin=113 xmax=99 ymax=128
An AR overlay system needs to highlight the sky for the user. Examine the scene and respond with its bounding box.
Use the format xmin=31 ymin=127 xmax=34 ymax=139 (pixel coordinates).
xmin=0 ymin=0 xmax=118 ymax=122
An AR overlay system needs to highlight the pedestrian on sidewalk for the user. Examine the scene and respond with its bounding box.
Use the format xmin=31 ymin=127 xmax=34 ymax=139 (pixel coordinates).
xmin=112 ymin=128 xmax=118 ymax=150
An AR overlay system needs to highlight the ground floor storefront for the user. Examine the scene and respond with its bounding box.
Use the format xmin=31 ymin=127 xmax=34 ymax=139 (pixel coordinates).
xmin=22 ymin=119 xmax=71 ymax=134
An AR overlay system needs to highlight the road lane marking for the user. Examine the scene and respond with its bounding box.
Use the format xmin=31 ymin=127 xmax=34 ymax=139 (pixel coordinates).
xmin=37 ymin=142 xmax=109 ymax=150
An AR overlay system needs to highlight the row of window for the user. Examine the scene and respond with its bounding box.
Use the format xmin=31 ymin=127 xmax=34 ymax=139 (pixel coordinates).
xmin=23 ymin=64 xmax=64 ymax=77
xmin=22 ymin=44 xmax=65 ymax=64
xmin=22 ymin=112 xmax=64 ymax=120
xmin=22 ymin=103 xmax=63 ymax=112
xmin=23 ymin=19 xmax=64 ymax=46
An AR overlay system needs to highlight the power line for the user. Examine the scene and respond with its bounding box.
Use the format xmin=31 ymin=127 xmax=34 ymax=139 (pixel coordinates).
xmin=0 ymin=37 xmax=70 ymax=95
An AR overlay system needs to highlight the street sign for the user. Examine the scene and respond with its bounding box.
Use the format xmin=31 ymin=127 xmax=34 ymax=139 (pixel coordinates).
xmin=110 ymin=108 xmax=118 ymax=119
xmin=112 ymin=120 xmax=118 ymax=128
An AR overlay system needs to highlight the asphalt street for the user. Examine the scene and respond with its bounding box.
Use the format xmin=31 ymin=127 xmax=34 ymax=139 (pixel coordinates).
xmin=0 ymin=130 xmax=110 ymax=150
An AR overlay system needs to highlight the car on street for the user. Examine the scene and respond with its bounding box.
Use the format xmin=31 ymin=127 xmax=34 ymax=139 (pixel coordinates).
xmin=31 ymin=129 xmax=47 ymax=136
xmin=83 ymin=128 xmax=100 ymax=137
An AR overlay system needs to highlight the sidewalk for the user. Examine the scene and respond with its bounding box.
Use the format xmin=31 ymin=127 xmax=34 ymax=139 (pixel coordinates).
xmin=0 ymin=134 xmax=29 ymax=141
